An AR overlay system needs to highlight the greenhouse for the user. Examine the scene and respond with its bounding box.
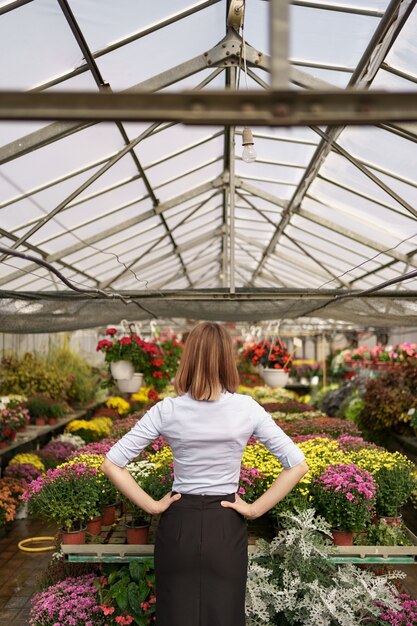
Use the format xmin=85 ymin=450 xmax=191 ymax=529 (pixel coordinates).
xmin=0 ymin=0 xmax=417 ymax=625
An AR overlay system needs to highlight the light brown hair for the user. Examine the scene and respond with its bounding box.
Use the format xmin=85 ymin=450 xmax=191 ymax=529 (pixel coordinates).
xmin=174 ymin=322 xmax=239 ymax=401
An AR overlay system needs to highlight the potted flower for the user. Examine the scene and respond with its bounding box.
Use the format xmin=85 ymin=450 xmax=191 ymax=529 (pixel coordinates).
xmin=65 ymin=452 xmax=119 ymax=529
xmin=23 ymin=462 xmax=101 ymax=544
xmin=24 ymin=396 xmax=66 ymax=426
xmin=311 ymin=463 xmax=376 ymax=545
xmin=243 ymin=338 xmax=292 ymax=387
xmin=374 ymin=462 xmax=415 ymax=524
xmin=96 ymin=329 xmax=162 ymax=392
xmin=0 ymin=402 xmax=30 ymax=433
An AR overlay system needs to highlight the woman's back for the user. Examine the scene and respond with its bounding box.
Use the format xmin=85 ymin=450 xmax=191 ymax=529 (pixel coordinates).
xmin=106 ymin=391 xmax=305 ymax=495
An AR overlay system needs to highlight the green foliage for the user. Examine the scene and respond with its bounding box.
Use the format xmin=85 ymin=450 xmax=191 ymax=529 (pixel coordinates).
xmin=97 ymin=560 xmax=156 ymax=625
xmin=360 ymin=361 xmax=417 ymax=432
xmin=246 ymin=509 xmax=403 ymax=626
xmin=375 ymin=463 xmax=415 ymax=517
xmin=318 ymin=382 xmax=359 ymax=417
xmin=36 ymin=553 xmax=100 ymax=591
xmin=46 ymin=344 xmax=99 ymax=404
xmin=364 ymin=520 xmax=412 ymax=546
xmin=338 ymin=392 xmax=365 ymax=424
xmin=0 ymin=353 xmax=71 ymax=401
xmin=25 ymin=396 xmax=66 ymax=420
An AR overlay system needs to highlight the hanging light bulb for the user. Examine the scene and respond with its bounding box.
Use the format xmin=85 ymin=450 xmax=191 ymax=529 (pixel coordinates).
xmin=241 ymin=127 xmax=257 ymax=163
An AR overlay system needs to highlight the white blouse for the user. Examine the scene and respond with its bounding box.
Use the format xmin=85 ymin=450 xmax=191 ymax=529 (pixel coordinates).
xmin=105 ymin=391 xmax=306 ymax=495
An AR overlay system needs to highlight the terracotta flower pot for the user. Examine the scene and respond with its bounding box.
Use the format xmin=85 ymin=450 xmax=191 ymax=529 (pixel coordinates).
xmin=48 ymin=417 xmax=58 ymax=425
xmin=87 ymin=515 xmax=103 ymax=535
xmin=378 ymin=515 xmax=402 ymax=527
xmin=102 ymin=504 xmax=116 ymax=525
xmin=126 ymin=521 xmax=150 ymax=545
xmin=35 ymin=417 xmax=46 ymax=426
xmin=0 ymin=441 xmax=8 ymax=449
xmin=61 ymin=527 xmax=86 ymax=544
xmin=331 ymin=529 xmax=354 ymax=546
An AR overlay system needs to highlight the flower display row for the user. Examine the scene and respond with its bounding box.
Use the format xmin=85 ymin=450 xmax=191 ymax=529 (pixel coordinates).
xmin=27 ymin=512 xmax=417 ymax=626
xmin=332 ymin=342 xmax=417 ymax=371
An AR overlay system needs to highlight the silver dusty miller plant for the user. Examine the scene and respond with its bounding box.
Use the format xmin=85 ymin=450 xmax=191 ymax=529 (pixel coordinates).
xmin=245 ymin=508 xmax=404 ymax=626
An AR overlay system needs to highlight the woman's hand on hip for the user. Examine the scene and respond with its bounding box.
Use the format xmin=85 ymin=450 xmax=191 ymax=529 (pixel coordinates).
xmin=151 ymin=492 xmax=182 ymax=515
xmin=220 ymin=493 xmax=257 ymax=520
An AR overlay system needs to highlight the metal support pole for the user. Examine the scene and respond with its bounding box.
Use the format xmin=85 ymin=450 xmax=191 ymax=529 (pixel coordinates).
xmin=229 ymin=125 xmax=236 ymax=294
xmin=270 ymin=0 xmax=289 ymax=89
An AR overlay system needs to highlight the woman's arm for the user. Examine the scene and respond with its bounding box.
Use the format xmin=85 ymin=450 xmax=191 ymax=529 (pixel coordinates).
xmin=101 ymin=458 xmax=181 ymax=515
xmin=221 ymin=460 xmax=309 ymax=519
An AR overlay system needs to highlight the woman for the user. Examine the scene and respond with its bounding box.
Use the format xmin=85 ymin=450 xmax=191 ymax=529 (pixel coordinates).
xmin=102 ymin=322 xmax=308 ymax=626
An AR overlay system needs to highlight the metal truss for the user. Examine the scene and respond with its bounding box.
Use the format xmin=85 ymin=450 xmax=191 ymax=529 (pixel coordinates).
xmin=1 ymin=0 xmax=417 ymax=310
xmin=249 ymin=0 xmax=416 ymax=284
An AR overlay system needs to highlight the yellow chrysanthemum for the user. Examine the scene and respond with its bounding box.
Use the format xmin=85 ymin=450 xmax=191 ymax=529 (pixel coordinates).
xmin=131 ymin=387 xmax=155 ymax=404
xmin=8 ymin=452 xmax=45 ymax=472
xmin=106 ymin=396 xmax=131 ymax=415
xmin=65 ymin=417 xmax=112 ymax=438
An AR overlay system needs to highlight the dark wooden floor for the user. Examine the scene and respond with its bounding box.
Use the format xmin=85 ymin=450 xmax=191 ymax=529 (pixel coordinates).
xmin=0 ymin=517 xmax=416 ymax=626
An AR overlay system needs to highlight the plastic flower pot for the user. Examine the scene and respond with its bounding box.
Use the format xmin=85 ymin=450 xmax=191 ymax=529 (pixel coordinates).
xmin=87 ymin=515 xmax=102 ymax=535
xmin=102 ymin=504 xmax=116 ymax=525
xmin=126 ymin=520 xmax=150 ymax=544
xmin=331 ymin=529 xmax=354 ymax=546
xmin=60 ymin=527 xmax=87 ymax=545
xmin=261 ymin=368 xmax=289 ymax=388
xmin=116 ymin=373 xmax=143 ymax=393
xmin=110 ymin=360 xmax=134 ymax=380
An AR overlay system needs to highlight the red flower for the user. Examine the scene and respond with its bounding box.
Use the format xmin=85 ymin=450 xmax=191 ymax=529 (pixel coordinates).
xmin=152 ymin=359 xmax=164 ymax=367
xmin=148 ymin=389 xmax=159 ymax=402
xmin=149 ymin=595 xmax=156 ymax=604
xmin=96 ymin=339 xmax=113 ymax=351
xmin=119 ymin=336 xmax=132 ymax=345
xmin=105 ymin=327 xmax=117 ymax=336
xmin=115 ymin=616 xmax=134 ymax=625
xmin=100 ymin=605 xmax=115 ymax=615
xmin=152 ymin=371 xmax=163 ymax=379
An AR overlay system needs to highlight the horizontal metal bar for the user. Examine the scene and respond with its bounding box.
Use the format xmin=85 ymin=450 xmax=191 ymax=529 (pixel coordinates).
xmin=328 ymin=557 xmax=416 ymax=564
xmin=1 ymin=90 xmax=417 ymax=125
xmin=6 ymin=288 xmax=417 ymax=301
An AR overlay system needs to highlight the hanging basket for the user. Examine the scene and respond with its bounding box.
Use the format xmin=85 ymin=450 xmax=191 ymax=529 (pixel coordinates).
xmin=116 ymin=373 xmax=144 ymax=393
xmin=110 ymin=360 xmax=134 ymax=380
xmin=261 ymin=368 xmax=289 ymax=388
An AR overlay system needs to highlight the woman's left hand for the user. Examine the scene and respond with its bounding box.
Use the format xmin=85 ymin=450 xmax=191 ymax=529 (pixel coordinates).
xmin=151 ymin=492 xmax=182 ymax=514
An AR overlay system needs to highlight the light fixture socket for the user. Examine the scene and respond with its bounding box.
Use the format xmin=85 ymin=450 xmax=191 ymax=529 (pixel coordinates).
xmin=242 ymin=127 xmax=254 ymax=146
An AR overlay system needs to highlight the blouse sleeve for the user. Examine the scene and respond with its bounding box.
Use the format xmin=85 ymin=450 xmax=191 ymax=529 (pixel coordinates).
xmin=251 ymin=399 xmax=306 ymax=469
xmin=105 ymin=401 xmax=164 ymax=468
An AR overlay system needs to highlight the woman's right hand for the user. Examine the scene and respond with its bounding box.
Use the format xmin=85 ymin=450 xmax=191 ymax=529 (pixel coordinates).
xmin=220 ymin=493 xmax=258 ymax=520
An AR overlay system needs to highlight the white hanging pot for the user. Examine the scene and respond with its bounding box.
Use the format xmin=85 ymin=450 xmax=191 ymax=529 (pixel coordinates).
xmin=261 ymin=368 xmax=289 ymax=388
xmin=111 ymin=360 xmax=134 ymax=380
xmin=117 ymin=373 xmax=144 ymax=394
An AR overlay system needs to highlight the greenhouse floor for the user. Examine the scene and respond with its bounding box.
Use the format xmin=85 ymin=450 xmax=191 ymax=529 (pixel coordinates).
xmin=1 ymin=517 xmax=417 ymax=626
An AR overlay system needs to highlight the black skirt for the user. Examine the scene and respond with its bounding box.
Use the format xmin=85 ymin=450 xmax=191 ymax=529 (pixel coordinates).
xmin=154 ymin=491 xmax=248 ymax=626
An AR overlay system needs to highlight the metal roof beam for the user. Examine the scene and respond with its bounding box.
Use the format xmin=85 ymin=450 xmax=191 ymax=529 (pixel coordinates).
xmin=100 ymin=190 xmax=221 ymax=289
xmin=314 ymin=126 xmax=417 ymax=220
xmin=4 ymin=89 xmax=417 ymax=125
xmin=249 ymin=0 xmax=413 ymax=284
xmin=290 ymin=1 xmax=384 ymax=17
xmin=297 ymin=207 xmax=417 ymax=268
xmin=0 ymin=0 xmax=33 ymax=15
xmin=0 ymin=180 xmax=220 ymax=288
